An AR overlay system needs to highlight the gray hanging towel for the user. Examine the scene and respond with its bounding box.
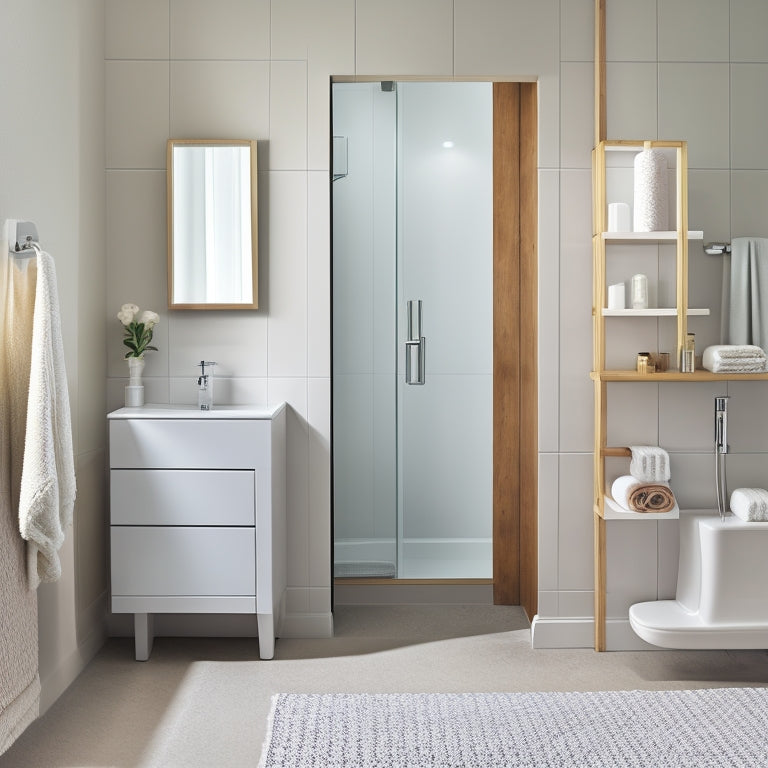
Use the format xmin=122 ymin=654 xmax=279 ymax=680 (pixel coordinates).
xmin=722 ymin=237 xmax=768 ymax=352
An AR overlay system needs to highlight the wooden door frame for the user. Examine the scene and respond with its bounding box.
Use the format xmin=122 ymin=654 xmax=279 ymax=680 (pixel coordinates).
xmin=493 ymin=82 xmax=538 ymax=619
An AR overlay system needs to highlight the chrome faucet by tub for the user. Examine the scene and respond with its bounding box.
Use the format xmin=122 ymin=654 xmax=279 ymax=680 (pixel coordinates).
xmin=714 ymin=395 xmax=730 ymax=520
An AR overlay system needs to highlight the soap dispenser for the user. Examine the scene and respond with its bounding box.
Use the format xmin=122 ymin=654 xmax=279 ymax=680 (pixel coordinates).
xmin=197 ymin=361 xmax=216 ymax=410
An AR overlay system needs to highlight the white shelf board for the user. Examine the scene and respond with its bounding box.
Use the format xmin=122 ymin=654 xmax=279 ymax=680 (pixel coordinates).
xmin=602 ymin=308 xmax=710 ymax=317
xmin=604 ymin=496 xmax=679 ymax=521
xmin=602 ymin=231 xmax=703 ymax=244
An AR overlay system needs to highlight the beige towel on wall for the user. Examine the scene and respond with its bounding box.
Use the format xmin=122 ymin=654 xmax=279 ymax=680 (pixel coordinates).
xmin=0 ymin=223 xmax=41 ymax=756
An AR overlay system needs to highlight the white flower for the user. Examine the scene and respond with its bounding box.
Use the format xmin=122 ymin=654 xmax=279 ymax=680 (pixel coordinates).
xmin=117 ymin=308 xmax=135 ymax=325
xmin=139 ymin=310 xmax=160 ymax=328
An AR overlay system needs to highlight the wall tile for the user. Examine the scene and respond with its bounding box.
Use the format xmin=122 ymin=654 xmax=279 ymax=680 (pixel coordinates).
xmin=561 ymin=0 xmax=593 ymax=63
xmin=731 ymin=0 xmax=768 ymax=62
xmin=106 ymin=61 xmax=169 ymax=169
xmin=170 ymin=61 xmax=269 ymax=142
xmin=659 ymin=64 xmax=730 ymax=169
xmin=726 ymin=382 xmax=768 ymax=452
xmin=658 ymin=0 xmax=728 ymax=63
xmin=659 ymin=382 xmax=725 ymax=451
xmin=355 ymin=0 xmax=453 ymax=76
xmin=731 ymin=171 xmax=768 ymax=238
xmin=267 ymin=172 xmax=308 ymax=377
xmin=106 ymin=170 xmax=169 ymax=378
xmin=106 ymin=0 xmax=169 ymax=60
xmin=538 ymin=453 xmax=559 ymax=591
xmin=538 ymin=171 xmax=559 ymax=452
xmin=657 ymin=518 xmax=679 ymax=599
xmin=270 ymin=61 xmax=308 ymax=171
xmin=454 ymin=0 xmax=559 ymax=77
xmin=170 ymin=0 xmax=269 ymax=60
xmin=537 ymin=590 xmax=558 ymax=617
xmin=558 ymin=453 xmax=594 ymax=590
xmin=723 ymin=452 xmax=768 ymax=493
xmin=606 ymin=0 xmax=656 ymax=62
xmin=558 ymin=590 xmax=593 ymax=618
xmin=559 ymin=170 xmax=593 ymax=453
xmin=539 ymin=74 xmax=562 ymax=170
xmin=606 ymin=63 xmax=657 ymax=140
xmin=606 ymin=519 xmax=657 ymax=616
xmin=167 ymin=311 xmax=268 ymax=378
xmin=731 ymin=64 xmax=768 ymax=170
xmin=308 ymin=172 xmax=331 ymax=378
xmin=268 ymin=379 xmax=310 ymax=587
xmin=271 ymin=0 xmax=355 ymax=170
xmin=605 ymin=383 xmax=659 ymax=448
xmin=560 ymin=62 xmax=593 ymax=169
xmin=308 ymin=377 xmax=331 ymax=587
xmin=168 ymin=376 xmax=268 ymax=406
xmin=665 ymin=453 xmax=715 ymax=508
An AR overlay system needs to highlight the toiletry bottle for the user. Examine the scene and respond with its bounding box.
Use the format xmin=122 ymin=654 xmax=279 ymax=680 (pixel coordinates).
xmin=631 ymin=274 xmax=648 ymax=309
xmin=682 ymin=333 xmax=695 ymax=373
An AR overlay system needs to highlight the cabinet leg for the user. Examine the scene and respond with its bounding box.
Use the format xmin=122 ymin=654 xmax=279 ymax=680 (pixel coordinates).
xmin=134 ymin=613 xmax=154 ymax=661
xmin=257 ymin=613 xmax=275 ymax=660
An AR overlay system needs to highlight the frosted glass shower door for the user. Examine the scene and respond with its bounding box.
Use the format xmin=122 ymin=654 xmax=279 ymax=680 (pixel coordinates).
xmin=396 ymin=83 xmax=493 ymax=579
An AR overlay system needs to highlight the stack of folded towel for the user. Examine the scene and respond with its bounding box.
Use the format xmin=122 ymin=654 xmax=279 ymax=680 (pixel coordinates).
xmin=702 ymin=345 xmax=767 ymax=373
xmin=610 ymin=446 xmax=677 ymax=514
xmin=730 ymin=488 xmax=768 ymax=522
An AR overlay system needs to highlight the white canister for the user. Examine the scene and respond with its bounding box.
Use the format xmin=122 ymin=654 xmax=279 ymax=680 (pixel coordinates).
xmin=607 ymin=202 xmax=631 ymax=232
xmin=631 ymin=274 xmax=648 ymax=309
xmin=607 ymin=282 xmax=626 ymax=310
xmin=633 ymin=148 xmax=669 ymax=232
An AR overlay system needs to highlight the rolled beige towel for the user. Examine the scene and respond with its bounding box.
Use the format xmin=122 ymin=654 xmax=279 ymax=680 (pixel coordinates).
xmin=611 ymin=475 xmax=677 ymax=514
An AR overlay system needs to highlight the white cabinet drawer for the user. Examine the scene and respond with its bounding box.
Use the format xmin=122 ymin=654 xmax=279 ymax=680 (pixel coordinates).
xmin=109 ymin=419 xmax=270 ymax=469
xmin=111 ymin=527 xmax=256 ymax=597
xmin=111 ymin=469 xmax=255 ymax=526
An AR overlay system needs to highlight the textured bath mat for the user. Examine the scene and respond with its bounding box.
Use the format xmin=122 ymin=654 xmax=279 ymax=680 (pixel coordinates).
xmin=258 ymin=688 xmax=768 ymax=767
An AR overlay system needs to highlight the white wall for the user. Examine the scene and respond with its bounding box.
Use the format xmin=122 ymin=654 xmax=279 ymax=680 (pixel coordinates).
xmin=0 ymin=0 xmax=106 ymax=711
xmin=102 ymin=0 xmax=768 ymax=650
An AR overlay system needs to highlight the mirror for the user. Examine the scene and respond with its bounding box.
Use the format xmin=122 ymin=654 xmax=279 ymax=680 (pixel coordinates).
xmin=167 ymin=139 xmax=258 ymax=309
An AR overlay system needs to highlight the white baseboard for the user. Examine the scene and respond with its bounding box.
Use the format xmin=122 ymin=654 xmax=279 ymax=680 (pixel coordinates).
xmin=531 ymin=615 xmax=659 ymax=651
xmin=280 ymin=611 xmax=334 ymax=638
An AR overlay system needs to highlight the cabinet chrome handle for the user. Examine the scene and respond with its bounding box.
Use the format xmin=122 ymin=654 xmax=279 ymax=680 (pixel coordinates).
xmin=406 ymin=300 xmax=425 ymax=385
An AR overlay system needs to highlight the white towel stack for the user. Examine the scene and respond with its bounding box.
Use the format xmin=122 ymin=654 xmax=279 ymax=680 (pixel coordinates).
xmin=629 ymin=445 xmax=670 ymax=483
xmin=702 ymin=345 xmax=767 ymax=374
xmin=730 ymin=488 xmax=768 ymax=522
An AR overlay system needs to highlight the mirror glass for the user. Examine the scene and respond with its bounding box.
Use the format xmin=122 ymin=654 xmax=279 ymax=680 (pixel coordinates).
xmin=167 ymin=139 xmax=258 ymax=309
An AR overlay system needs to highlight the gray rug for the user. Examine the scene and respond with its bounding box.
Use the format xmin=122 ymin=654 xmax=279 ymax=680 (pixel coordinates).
xmin=258 ymin=689 xmax=768 ymax=767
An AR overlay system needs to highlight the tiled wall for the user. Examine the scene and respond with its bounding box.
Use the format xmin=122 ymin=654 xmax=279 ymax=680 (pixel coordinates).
xmin=103 ymin=0 xmax=768 ymax=648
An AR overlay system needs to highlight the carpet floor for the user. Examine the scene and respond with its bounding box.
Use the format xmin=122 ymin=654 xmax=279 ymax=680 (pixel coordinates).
xmin=259 ymin=689 xmax=768 ymax=767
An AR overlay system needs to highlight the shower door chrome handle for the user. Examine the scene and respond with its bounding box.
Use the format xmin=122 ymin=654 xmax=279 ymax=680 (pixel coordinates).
xmin=406 ymin=299 xmax=426 ymax=385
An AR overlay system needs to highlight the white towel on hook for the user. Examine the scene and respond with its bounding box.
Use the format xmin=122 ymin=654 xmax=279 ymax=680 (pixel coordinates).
xmin=18 ymin=249 xmax=76 ymax=588
xmin=629 ymin=445 xmax=670 ymax=483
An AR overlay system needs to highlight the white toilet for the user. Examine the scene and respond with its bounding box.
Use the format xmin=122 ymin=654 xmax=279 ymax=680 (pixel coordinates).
xmin=630 ymin=508 xmax=768 ymax=649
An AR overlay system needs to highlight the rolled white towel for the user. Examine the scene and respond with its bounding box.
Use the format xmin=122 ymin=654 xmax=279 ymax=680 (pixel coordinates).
xmin=629 ymin=445 xmax=670 ymax=483
xmin=730 ymin=488 xmax=768 ymax=522
xmin=703 ymin=345 xmax=767 ymax=373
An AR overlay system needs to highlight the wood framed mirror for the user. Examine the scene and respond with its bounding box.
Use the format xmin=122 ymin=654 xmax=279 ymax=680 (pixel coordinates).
xmin=167 ymin=139 xmax=258 ymax=309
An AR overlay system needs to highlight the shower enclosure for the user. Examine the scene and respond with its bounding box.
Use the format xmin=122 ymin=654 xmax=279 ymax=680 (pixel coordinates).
xmin=332 ymin=81 xmax=493 ymax=579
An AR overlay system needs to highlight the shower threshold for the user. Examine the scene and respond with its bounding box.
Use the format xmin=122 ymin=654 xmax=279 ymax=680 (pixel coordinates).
xmin=334 ymin=561 xmax=397 ymax=579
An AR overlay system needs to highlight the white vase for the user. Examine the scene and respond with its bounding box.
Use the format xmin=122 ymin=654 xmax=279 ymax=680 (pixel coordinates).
xmin=125 ymin=356 xmax=145 ymax=407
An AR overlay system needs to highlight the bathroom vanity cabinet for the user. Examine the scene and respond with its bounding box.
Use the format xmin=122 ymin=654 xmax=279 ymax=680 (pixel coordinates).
xmin=107 ymin=403 xmax=286 ymax=661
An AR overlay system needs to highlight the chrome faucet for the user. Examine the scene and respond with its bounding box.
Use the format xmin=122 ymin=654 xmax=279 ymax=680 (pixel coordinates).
xmin=197 ymin=361 xmax=216 ymax=410
xmin=714 ymin=395 xmax=730 ymax=519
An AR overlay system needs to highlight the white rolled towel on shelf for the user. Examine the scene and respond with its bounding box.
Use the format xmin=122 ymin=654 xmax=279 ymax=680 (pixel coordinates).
xmin=702 ymin=345 xmax=767 ymax=373
xmin=629 ymin=445 xmax=670 ymax=483
xmin=730 ymin=488 xmax=768 ymax=522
